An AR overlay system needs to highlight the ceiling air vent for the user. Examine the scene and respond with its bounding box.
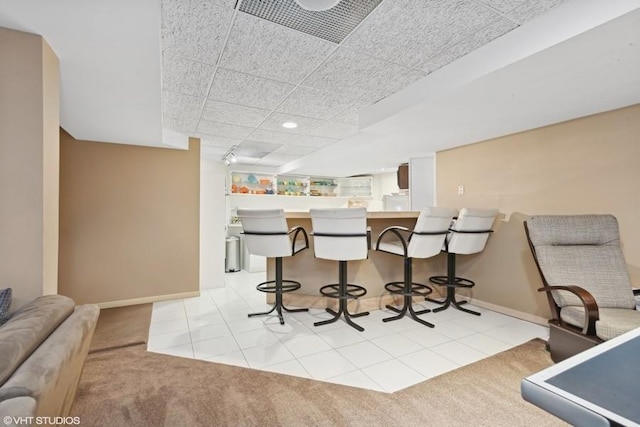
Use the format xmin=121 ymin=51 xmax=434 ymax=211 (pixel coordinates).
xmin=237 ymin=0 xmax=383 ymax=44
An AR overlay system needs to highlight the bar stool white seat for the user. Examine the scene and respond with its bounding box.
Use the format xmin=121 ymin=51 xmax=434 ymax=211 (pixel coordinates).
xmin=375 ymin=207 xmax=457 ymax=327
xmin=237 ymin=208 xmax=309 ymax=325
xmin=310 ymin=207 xmax=370 ymax=332
xmin=427 ymin=207 xmax=498 ymax=316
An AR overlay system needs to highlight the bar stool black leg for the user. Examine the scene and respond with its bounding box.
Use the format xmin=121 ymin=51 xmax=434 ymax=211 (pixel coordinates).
xmin=427 ymin=252 xmax=481 ymax=316
xmin=314 ymin=261 xmax=369 ymax=331
xmin=383 ymin=257 xmax=434 ymax=327
xmin=248 ymin=257 xmax=308 ymax=325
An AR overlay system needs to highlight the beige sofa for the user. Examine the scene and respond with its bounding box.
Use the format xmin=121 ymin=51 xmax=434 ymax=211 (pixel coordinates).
xmin=0 ymin=295 xmax=99 ymax=423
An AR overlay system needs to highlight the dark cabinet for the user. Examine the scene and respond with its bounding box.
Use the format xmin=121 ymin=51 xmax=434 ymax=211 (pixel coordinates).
xmin=397 ymin=163 xmax=409 ymax=190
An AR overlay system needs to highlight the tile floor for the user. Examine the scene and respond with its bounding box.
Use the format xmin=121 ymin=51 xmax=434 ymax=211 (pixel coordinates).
xmin=147 ymin=271 xmax=549 ymax=393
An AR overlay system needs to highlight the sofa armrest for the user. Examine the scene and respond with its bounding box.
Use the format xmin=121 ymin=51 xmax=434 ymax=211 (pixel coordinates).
xmin=0 ymin=304 xmax=99 ymax=418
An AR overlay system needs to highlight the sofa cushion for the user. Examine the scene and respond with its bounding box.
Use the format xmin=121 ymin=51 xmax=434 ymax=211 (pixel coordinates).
xmin=0 ymin=295 xmax=75 ymax=385
xmin=0 ymin=288 xmax=11 ymax=326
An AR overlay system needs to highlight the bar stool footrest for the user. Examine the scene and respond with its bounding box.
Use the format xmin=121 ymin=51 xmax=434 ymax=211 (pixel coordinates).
xmin=384 ymin=281 xmax=433 ymax=297
xmin=256 ymin=280 xmax=301 ymax=293
xmin=319 ymin=283 xmax=367 ymax=299
xmin=428 ymin=275 xmax=475 ymax=288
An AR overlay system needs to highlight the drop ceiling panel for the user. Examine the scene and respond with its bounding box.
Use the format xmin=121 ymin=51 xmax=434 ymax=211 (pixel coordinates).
xmin=202 ymin=100 xmax=270 ymax=127
xmin=308 ymin=121 xmax=359 ymax=139
xmin=258 ymin=112 xmax=324 ymax=135
xmin=272 ymin=145 xmax=316 ymax=156
xmin=162 ymin=57 xmax=215 ymax=97
xmin=209 ymin=68 xmax=296 ymax=110
xmin=162 ymin=91 xmax=203 ymax=133
xmin=365 ymin=69 xmax=427 ymax=103
xmin=478 ymin=0 xmax=528 ymax=13
xmin=420 ymin=18 xmax=517 ymax=73
xmin=329 ymin=100 xmax=372 ymax=125
xmin=343 ymin=0 xmax=499 ymax=69
xmin=161 ymin=0 xmax=235 ymax=64
xmin=219 ymin=12 xmax=335 ymax=84
xmin=247 ymin=129 xmax=299 ymax=144
xmin=276 ymin=85 xmax=356 ymax=120
xmin=197 ymin=120 xmax=254 ymax=139
xmin=200 ymin=145 xmax=229 ymax=157
xmin=163 ymin=90 xmax=204 ymax=113
xmin=504 ymin=0 xmax=565 ymax=24
xmin=200 ymin=136 xmax=241 ymax=149
xmin=294 ymin=135 xmax=339 ymax=148
xmin=163 ymin=113 xmax=199 ymax=134
xmin=302 ymin=47 xmax=411 ymax=99
xmin=237 ymin=140 xmax=282 ymax=159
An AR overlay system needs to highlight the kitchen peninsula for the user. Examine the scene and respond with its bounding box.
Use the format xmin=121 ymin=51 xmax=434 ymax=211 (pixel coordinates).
xmin=265 ymin=210 xmax=447 ymax=312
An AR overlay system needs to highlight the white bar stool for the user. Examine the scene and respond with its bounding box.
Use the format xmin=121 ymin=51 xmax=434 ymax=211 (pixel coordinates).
xmin=310 ymin=208 xmax=370 ymax=332
xmin=237 ymin=208 xmax=309 ymax=325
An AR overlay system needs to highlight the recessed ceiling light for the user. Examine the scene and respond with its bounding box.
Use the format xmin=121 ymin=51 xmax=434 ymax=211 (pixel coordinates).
xmin=282 ymin=121 xmax=298 ymax=129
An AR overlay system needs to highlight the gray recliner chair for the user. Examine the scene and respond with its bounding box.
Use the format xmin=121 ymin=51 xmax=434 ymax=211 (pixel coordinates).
xmin=525 ymin=214 xmax=640 ymax=362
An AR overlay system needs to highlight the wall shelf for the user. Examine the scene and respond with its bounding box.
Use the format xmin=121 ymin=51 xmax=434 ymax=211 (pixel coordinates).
xmin=229 ymin=172 xmax=370 ymax=198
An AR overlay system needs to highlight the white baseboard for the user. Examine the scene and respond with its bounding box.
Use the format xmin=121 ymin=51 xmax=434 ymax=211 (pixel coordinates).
xmin=469 ymin=298 xmax=549 ymax=326
xmin=96 ymin=291 xmax=200 ymax=309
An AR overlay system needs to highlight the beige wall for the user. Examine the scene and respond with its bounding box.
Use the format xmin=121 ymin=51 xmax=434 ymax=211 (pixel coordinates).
xmin=58 ymin=132 xmax=200 ymax=305
xmin=0 ymin=28 xmax=60 ymax=310
xmin=436 ymin=103 xmax=640 ymax=320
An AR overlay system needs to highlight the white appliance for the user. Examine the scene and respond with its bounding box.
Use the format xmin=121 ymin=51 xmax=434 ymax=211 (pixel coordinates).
xmin=383 ymin=194 xmax=410 ymax=211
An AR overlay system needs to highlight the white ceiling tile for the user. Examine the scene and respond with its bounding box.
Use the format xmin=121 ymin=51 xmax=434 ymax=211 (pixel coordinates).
xmin=197 ymin=120 xmax=254 ymax=139
xmin=162 ymin=56 xmax=215 ymax=97
xmin=272 ymin=145 xmax=317 ymax=156
xmin=162 ymin=0 xmax=235 ymax=64
xmin=294 ymin=135 xmax=339 ymax=148
xmin=219 ymin=12 xmax=335 ymax=83
xmin=343 ymin=0 xmax=500 ymax=69
xmin=476 ymin=0 xmax=529 ymax=14
xmin=199 ymin=136 xmax=242 ymax=149
xmin=505 ymin=0 xmax=566 ymax=24
xmin=163 ymin=112 xmax=199 ymax=134
xmin=246 ymin=129 xmax=299 ymax=145
xmin=163 ymin=90 xmax=204 ymax=114
xmin=328 ymin=100 xmax=373 ymax=125
xmin=276 ymin=86 xmax=356 ymax=120
xmin=362 ymin=69 xmax=427 ymax=104
xmin=162 ymin=90 xmax=203 ymax=134
xmin=202 ymin=100 xmax=270 ymax=127
xmin=258 ymin=112 xmax=324 ymax=135
xmin=237 ymin=140 xmax=282 ymax=158
xmin=200 ymin=145 xmax=228 ymax=157
xmin=308 ymin=121 xmax=359 ymax=139
xmin=209 ymin=68 xmax=296 ymax=110
xmin=421 ymin=18 xmax=518 ymax=74
xmin=302 ymin=48 xmax=411 ymax=99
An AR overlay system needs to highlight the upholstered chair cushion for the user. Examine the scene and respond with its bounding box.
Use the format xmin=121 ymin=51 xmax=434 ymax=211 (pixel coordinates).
xmin=560 ymin=306 xmax=640 ymax=341
xmin=527 ymin=215 xmax=635 ymax=309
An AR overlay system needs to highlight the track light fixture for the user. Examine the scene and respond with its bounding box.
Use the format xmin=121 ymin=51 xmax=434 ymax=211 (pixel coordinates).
xmin=222 ymin=146 xmax=238 ymax=166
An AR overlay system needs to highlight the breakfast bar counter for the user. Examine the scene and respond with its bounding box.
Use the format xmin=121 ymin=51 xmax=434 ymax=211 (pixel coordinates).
xmin=266 ymin=211 xmax=446 ymax=312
